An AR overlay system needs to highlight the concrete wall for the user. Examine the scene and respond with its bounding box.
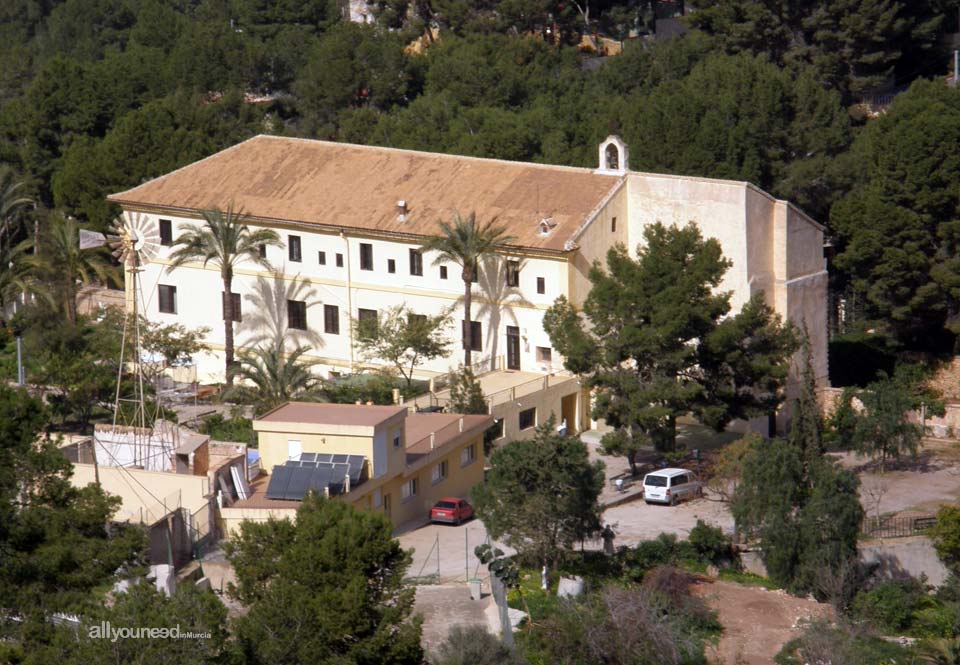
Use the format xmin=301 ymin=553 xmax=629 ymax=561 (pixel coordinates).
xmin=71 ymin=463 xmax=211 ymax=523
xmin=860 ymin=538 xmax=949 ymax=587
xmin=738 ymin=539 xmax=949 ymax=588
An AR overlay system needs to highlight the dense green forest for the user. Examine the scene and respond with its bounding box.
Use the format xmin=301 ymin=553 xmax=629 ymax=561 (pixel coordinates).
xmin=3 ymin=0 xmax=960 ymax=354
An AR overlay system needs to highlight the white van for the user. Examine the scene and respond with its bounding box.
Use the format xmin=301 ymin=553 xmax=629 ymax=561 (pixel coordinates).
xmin=642 ymin=468 xmax=702 ymax=505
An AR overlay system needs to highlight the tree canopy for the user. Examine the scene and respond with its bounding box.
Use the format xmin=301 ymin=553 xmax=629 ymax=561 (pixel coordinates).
xmin=545 ymin=222 xmax=797 ymax=463
xmin=472 ymin=416 xmax=605 ymax=567
xmin=226 ymin=495 xmax=423 ymax=665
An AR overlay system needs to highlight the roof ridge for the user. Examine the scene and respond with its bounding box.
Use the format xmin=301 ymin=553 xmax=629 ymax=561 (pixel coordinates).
xmin=251 ymin=134 xmax=605 ymax=176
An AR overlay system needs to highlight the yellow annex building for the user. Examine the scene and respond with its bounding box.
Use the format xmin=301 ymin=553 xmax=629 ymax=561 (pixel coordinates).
xmin=219 ymin=402 xmax=491 ymax=534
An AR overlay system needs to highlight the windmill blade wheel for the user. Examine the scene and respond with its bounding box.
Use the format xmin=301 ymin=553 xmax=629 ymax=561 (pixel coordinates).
xmin=112 ymin=211 xmax=161 ymax=267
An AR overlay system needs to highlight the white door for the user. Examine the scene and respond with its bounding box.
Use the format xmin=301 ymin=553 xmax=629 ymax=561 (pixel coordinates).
xmin=287 ymin=439 xmax=302 ymax=460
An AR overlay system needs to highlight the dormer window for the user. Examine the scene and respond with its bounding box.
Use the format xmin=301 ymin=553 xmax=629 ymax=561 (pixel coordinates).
xmin=538 ymin=217 xmax=557 ymax=236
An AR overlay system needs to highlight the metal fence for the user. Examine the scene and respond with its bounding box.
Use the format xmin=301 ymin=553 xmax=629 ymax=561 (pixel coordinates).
xmin=860 ymin=514 xmax=936 ymax=540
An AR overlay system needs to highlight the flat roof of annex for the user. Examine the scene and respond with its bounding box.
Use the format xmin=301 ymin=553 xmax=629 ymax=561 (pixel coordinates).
xmin=253 ymin=402 xmax=407 ymax=435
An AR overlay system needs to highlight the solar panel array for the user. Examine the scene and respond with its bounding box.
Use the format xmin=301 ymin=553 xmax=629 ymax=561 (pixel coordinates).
xmin=264 ymin=454 xmax=367 ymax=501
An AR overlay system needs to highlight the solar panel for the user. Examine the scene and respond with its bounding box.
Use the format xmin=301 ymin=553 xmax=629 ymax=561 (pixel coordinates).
xmin=347 ymin=456 xmax=365 ymax=483
xmin=284 ymin=467 xmax=316 ymax=500
xmin=300 ymin=452 xmax=319 ymax=463
xmin=305 ymin=466 xmax=332 ymax=497
xmin=332 ymin=454 xmax=349 ymax=464
xmin=315 ymin=453 xmax=334 ymax=464
xmin=265 ymin=466 xmax=294 ymax=499
xmin=286 ymin=459 xmax=321 ymax=468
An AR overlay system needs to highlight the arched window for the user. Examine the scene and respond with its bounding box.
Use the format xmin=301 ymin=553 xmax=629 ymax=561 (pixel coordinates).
xmin=605 ymin=143 xmax=620 ymax=171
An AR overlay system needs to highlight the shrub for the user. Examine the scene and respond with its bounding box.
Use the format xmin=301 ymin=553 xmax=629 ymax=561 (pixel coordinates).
xmin=623 ymin=533 xmax=697 ymax=582
xmin=931 ymin=506 xmax=960 ymax=575
xmin=776 ymin=619 xmax=913 ymax=665
xmin=323 ymin=373 xmax=397 ymax=405
xmin=432 ymin=625 xmax=522 ymax=665
xmin=521 ymin=582 xmax=714 ymax=665
xmin=199 ymin=412 xmax=253 ymax=444
xmin=642 ymin=566 xmax=719 ymax=633
xmin=852 ymin=579 xmax=928 ymax=633
xmin=688 ymin=519 xmax=735 ymax=567
xmin=913 ymin=603 xmax=960 ymax=639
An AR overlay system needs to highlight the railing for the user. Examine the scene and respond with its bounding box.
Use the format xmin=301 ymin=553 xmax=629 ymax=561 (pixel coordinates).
xmin=485 ymin=371 xmax=577 ymax=408
xmin=188 ymin=500 xmax=217 ymax=558
xmin=860 ymin=514 xmax=936 ymax=540
xmin=430 ymin=355 xmax=502 ymax=393
xmin=407 ymin=417 xmax=468 ymax=455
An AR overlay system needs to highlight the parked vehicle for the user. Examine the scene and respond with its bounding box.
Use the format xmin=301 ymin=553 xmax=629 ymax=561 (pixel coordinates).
xmin=642 ymin=468 xmax=701 ymax=505
xmin=430 ymin=497 xmax=474 ymax=525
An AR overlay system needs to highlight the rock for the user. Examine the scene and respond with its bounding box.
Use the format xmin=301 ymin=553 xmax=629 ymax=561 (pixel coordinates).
xmin=558 ymin=576 xmax=585 ymax=598
xmin=706 ymin=564 xmax=720 ymax=578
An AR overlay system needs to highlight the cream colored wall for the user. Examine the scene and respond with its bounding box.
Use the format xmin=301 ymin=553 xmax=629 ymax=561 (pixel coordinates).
xmin=354 ymin=432 xmax=486 ymax=527
xmin=568 ymin=185 xmax=628 ymax=307
xmin=255 ymin=430 xmax=374 ymax=474
xmin=132 ymin=210 xmax=572 ymax=383
xmin=71 ymin=463 xmax=211 ymax=523
xmin=625 ymin=174 xmax=753 ymax=311
xmin=220 ymin=506 xmax=298 ymax=536
xmin=488 ymin=376 xmax=585 ymax=442
xmin=744 ymin=185 xmax=776 ymax=306
xmin=254 ymin=414 xmax=406 ymax=478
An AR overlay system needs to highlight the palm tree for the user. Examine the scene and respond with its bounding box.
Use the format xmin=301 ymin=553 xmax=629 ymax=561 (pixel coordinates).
xmin=26 ymin=213 xmax=118 ymax=324
xmin=240 ymin=272 xmax=322 ymax=354
xmin=0 ymin=238 xmax=35 ymax=313
xmin=421 ymin=211 xmax=515 ymax=367
xmin=167 ymin=205 xmax=282 ymax=386
xmin=0 ymin=168 xmax=32 ymax=248
xmin=228 ymin=344 xmax=321 ymax=415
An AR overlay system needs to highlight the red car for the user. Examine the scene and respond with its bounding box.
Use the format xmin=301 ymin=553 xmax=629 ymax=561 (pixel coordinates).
xmin=430 ymin=498 xmax=473 ymax=525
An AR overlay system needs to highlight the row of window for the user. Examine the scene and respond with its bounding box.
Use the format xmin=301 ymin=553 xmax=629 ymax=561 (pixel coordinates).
xmin=288 ymin=236 xmax=548 ymax=293
xmin=158 ymin=286 xmax=556 ymax=366
xmin=159 ymin=288 xmax=532 ymax=357
xmin=401 ymin=444 xmax=476 ymax=502
xmin=159 ymin=221 xmax=549 ymax=294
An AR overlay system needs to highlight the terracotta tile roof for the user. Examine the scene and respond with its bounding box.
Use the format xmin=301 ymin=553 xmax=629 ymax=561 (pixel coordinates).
xmin=255 ymin=402 xmax=406 ymax=427
xmin=107 ymin=135 xmax=622 ymax=252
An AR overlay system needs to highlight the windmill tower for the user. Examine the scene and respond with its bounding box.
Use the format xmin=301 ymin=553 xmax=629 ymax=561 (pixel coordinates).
xmin=85 ymin=212 xmax=178 ymax=472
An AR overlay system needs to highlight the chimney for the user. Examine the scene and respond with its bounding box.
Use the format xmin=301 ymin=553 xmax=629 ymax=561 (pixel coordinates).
xmin=396 ymin=200 xmax=407 ymax=222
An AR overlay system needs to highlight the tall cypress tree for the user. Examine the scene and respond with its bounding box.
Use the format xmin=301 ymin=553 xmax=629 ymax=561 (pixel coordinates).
xmin=787 ymin=331 xmax=825 ymax=481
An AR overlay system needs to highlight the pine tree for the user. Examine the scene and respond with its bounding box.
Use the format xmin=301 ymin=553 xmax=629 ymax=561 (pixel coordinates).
xmin=545 ymin=222 xmax=796 ymax=460
xmin=228 ymin=495 xmax=423 ymax=664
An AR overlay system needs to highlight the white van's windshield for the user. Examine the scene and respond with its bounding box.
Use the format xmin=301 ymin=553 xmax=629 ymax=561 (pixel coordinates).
xmin=644 ymin=475 xmax=668 ymax=487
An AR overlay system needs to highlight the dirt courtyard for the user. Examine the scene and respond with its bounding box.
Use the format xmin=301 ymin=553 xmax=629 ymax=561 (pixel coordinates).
xmin=694 ymin=579 xmax=832 ymax=665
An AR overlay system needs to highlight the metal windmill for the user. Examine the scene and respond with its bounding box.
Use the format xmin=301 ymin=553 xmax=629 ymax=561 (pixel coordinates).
xmin=85 ymin=212 xmax=175 ymax=471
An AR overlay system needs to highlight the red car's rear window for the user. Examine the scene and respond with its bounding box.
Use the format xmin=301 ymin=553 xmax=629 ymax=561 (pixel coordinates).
xmin=435 ymin=501 xmax=457 ymax=509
